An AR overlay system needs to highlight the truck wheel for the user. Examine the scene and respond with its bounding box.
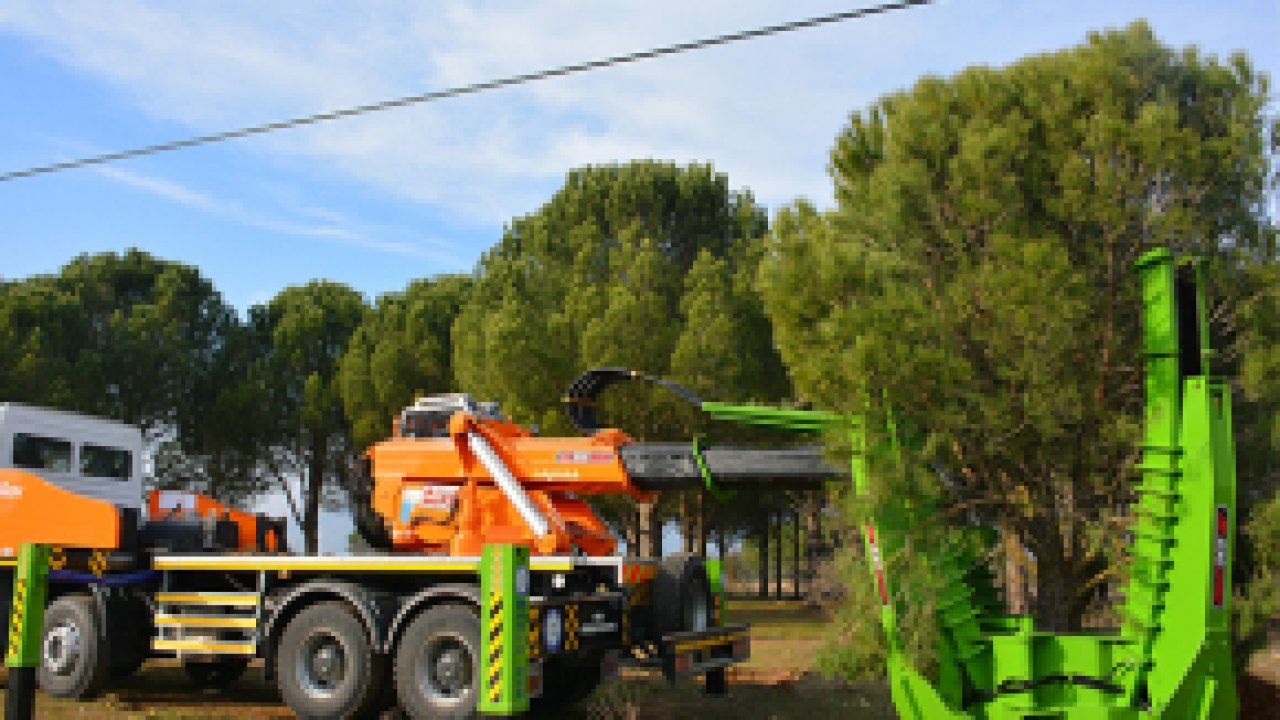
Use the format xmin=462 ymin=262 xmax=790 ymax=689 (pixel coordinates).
xmin=185 ymin=658 xmax=249 ymax=690
xmin=37 ymin=594 xmax=110 ymax=699
xmin=276 ymin=602 xmax=385 ymax=720
xmin=653 ymin=553 xmax=713 ymax=637
xmin=394 ymin=605 xmax=480 ymax=719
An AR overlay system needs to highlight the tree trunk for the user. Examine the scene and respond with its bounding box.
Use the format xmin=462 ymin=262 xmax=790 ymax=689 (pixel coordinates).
xmin=715 ymin=524 xmax=726 ymax=563
xmin=304 ymin=438 xmax=324 ymax=554
xmin=1027 ymin=529 xmax=1091 ymax=632
xmin=638 ymin=500 xmax=660 ymax=558
xmin=758 ymin=513 xmax=769 ymax=597
xmin=792 ymin=510 xmax=801 ymax=599
xmin=694 ymin=490 xmax=706 ymax=557
xmin=804 ymin=495 xmax=822 ymax=603
xmin=774 ymin=511 xmax=783 ymax=599
xmin=681 ymin=492 xmax=695 ymax=554
xmin=1002 ymin=524 xmax=1027 ymax=615
xmin=625 ymin=503 xmax=640 ymax=558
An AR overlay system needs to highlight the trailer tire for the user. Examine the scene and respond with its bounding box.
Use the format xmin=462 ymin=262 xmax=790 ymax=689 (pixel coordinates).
xmin=653 ymin=553 xmax=713 ymax=637
xmin=276 ymin=601 xmax=385 ymax=720
xmin=37 ymin=594 xmax=110 ymax=700
xmin=185 ymin=658 xmax=249 ymax=690
xmin=394 ymin=604 xmax=480 ymax=719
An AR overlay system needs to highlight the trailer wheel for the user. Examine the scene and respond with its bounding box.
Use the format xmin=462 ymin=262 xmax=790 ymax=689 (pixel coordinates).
xmin=185 ymin=658 xmax=249 ymax=690
xmin=653 ymin=553 xmax=713 ymax=637
xmin=276 ymin=601 xmax=385 ymax=720
xmin=394 ymin=604 xmax=480 ymax=720
xmin=37 ymin=594 xmax=110 ymax=699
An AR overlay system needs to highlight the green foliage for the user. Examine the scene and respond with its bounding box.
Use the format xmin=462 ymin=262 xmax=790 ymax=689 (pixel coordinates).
xmin=340 ymin=275 xmax=472 ymax=451
xmin=761 ymin=21 xmax=1277 ymax=647
xmin=0 ymin=249 xmax=248 ymax=489
xmin=454 ymin=160 xmax=770 ymax=427
xmin=1235 ymin=489 xmax=1280 ymax=651
xmin=453 ymin=160 xmax=780 ymax=536
xmin=249 ymin=281 xmax=368 ymax=552
xmin=0 ymin=250 xmax=237 ymax=432
xmin=1233 ymin=260 xmax=1280 ymax=650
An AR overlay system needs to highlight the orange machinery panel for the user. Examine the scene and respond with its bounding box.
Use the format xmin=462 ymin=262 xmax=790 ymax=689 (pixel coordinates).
xmin=367 ymin=415 xmax=650 ymax=557
xmin=0 ymin=468 xmax=121 ymax=555
xmin=147 ymin=489 xmax=283 ymax=552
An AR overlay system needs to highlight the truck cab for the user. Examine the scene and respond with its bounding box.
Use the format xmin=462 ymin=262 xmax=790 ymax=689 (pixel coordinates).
xmin=0 ymin=403 xmax=144 ymax=513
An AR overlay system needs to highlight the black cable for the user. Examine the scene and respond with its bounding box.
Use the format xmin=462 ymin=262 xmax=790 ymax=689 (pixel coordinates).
xmin=0 ymin=1 xmax=936 ymax=183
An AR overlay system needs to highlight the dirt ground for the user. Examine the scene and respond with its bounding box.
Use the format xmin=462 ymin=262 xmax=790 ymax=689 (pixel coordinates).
xmin=0 ymin=663 xmax=894 ymax=720
xmin=0 ymin=603 xmax=1274 ymax=718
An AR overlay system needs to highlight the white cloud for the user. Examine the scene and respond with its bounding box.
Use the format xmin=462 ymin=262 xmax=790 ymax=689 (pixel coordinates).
xmin=2 ymin=0 xmax=1276 ymax=228
xmin=95 ymin=165 xmax=467 ymax=264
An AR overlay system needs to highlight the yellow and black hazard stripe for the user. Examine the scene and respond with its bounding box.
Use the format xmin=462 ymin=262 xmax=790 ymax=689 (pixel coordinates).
xmin=527 ymin=605 xmax=542 ymax=660
xmin=5 ymin=576 xmax=27 ymax=665
xmin=48 ymin=547 xmax=66 ymax=571
xmin=564 ymin=603 xmax=580 ymax=652
xmin=487 ymin=593 xmax=504 ymax=704
xmin=89 ymin=550 xmax=108 ymax=576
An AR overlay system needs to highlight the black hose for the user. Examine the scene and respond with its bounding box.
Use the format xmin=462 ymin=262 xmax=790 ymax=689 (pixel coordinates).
xmin=562 ymin=367 xmax=703 ymax=435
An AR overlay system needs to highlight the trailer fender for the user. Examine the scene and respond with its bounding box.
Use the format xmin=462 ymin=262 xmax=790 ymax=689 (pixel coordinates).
xmin=261 ymin=579 xmax=393 ymax=680
xmin=384 ymin=583 xmax=480 ymax=653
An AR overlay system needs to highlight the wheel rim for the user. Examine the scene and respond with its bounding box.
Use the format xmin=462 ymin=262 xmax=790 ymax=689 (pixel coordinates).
xmin=417 ymin=630 xmax=473 ymax=706
xmin=43 ymin=622 xmax=82 ymax=675
xmin=296 ymin=629 xmax=349 ymax=700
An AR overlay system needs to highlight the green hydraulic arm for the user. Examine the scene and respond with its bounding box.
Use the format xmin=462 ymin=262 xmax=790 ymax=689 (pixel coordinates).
xmin=670 ymin=249 xmax=1237 ymax=719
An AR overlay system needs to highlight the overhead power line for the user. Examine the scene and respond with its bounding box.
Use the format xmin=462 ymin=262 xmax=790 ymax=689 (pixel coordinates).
xmin=0 ymin=0 xmax=936 ymax=183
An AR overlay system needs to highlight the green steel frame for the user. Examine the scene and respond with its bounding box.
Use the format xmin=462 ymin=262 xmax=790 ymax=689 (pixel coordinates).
xmin=701 ymin=249 xmax=1236 ymax=719
xmin=480 ymin=543 xmax=532 ymax=716
xmin=5 ymin=543 xmax=50 ymax=720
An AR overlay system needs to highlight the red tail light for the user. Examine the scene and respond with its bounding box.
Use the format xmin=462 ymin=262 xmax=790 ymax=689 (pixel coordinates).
xmin=1212 ymin=506 xmax=1228 ymax=609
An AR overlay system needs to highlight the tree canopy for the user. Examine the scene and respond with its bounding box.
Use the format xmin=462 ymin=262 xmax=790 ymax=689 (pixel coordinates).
xmin=760 ymin=22 xmax=1278 ymax=632
xmin=340 ymin=274 xmax=473 ymax=452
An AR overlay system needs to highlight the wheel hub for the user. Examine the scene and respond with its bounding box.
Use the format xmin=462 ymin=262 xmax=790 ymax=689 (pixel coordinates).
xmin=423 ymin=634 xmax=473 ymax=701
xmin=42 ymin=623 xmax=82 ymax=675
xmin=298 ymin=633 xmax=347 ymax=699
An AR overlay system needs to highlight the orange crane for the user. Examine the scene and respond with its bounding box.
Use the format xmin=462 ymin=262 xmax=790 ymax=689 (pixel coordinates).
xmin=350 ymin=369 xmax=837 ymax=559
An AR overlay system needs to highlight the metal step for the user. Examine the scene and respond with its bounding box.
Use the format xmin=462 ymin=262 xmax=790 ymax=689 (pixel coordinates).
xmin=152 ymin=591 xmax=259 ymax=658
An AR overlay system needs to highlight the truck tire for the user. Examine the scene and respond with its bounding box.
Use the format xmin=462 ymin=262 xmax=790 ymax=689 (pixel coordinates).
xmin=37 ymin=594 xmax=110 ymax=699
xmin=185 ymin=658 xmax=249 ymax=690
xmin=653 ymin=553 xmax=714 ymax=638
xmin=276 ymin=601 xmax=385 ymax=720
xmin=394 ymin=604 xmax=480 ymax=719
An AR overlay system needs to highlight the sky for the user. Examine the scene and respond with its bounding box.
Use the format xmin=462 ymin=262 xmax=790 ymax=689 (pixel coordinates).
xmin=2 ymin=1 xmax=1276 ymax=552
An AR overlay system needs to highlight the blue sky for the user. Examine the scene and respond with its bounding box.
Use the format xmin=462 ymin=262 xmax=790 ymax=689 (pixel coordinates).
xmin=2 ymin=1 xmax=1276 ymax=313
xmin=2 ymin=2 xmax=1276 ymax=552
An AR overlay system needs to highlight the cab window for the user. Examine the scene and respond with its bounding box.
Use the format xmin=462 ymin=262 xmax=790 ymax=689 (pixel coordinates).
xmin=12 ymin=433 xmax=73 ymax=473
xmin=80 ymin=443 xmax=132 ymax=481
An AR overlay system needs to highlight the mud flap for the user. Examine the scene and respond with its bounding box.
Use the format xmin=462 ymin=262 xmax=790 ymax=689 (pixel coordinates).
xmin=659 ymin=624 xmax=749 ymax=681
